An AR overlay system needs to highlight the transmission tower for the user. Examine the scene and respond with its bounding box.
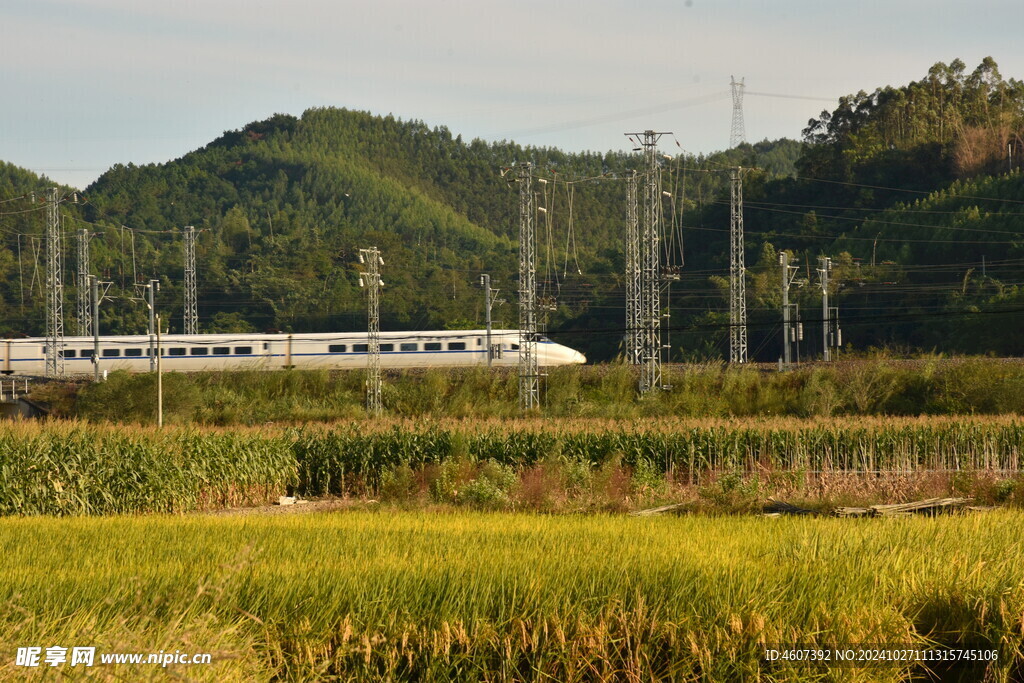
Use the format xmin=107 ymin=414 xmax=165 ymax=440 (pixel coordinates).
xmin=44 ymin=188 xmax=65 ymax=377
xmin=183 ymin=225 xmax=198 ymax=335
xmin=729 ymin=167 xmax=748 ymax=363
xmin=76 ymin=228 xmax=92 ymax=337
xmin=625 ymin=170 xmax=642 ymax=365
xmin=516 ymin=162 xmax=539 ymax=410
xmin=358 ymin=247 xmax=384 ymax=414
xmin=730 ymin=76 xmax=746 ymax=148
xmin=625 ymin=130 xmax=671 ymax=393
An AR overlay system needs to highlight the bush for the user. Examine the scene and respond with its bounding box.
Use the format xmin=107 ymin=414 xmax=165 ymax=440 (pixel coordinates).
xmin=75 ymin=371 xmax=199 ymax=424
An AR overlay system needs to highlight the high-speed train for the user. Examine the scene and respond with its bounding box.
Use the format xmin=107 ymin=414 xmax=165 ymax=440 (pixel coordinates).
xmin=0 ymin=330 xmax=586 ymax=376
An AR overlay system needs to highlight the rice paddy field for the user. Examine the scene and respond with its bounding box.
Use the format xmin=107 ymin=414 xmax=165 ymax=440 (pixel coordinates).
xmin=2 ymin=415 xmax=1024 ymax=680
xmin=1 ymin=511 xmax=1023 ymax=681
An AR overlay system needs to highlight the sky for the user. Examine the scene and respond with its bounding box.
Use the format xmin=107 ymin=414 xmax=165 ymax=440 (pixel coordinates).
xmin=2 ymin=0 xmax=1022 ymax=190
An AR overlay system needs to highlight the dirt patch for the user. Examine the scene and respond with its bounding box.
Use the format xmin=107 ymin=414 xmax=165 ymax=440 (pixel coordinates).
xmin=203 ymin=497 xmax=373 ymax=516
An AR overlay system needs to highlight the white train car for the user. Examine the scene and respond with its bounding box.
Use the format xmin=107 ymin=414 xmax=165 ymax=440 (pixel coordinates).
xmin=0 ymin=330 xmax=586 ymax=376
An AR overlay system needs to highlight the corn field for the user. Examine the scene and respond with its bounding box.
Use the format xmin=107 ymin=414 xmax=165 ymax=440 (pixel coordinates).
xmin=1 ymin=418 xmax=1022 ymax=515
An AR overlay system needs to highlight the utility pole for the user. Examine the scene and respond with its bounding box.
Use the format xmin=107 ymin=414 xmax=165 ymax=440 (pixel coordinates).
xmin=146 ymin=280 xmax=160 ymax=372
xmin=183 ymin=225 xmax=198 ymax=335
xmin=625 ymin=130 xmax=671 ymax=393
xmin=358 ymin=247 xmax=384 ymax=415
xmin=780 ymin=252 xmax=801 ymax=366
xmin=818 ymin=257 xmax=832 ymax=362
xmin=625 ymin=169 xmax=642 ymax=365
xmin=76 ymin=228 xmax=92 ymax=337
xmin=44 ymin=188 xmax=65 ymax=377
xmin=729 ymin=167 xmax=748 ymax=364
xmin=480 ymin=274 xmax=501 ymax=368
xmin=517 ymin=161 xmax=539 ymax=410
xmin=730 ymin=76 xmax=746 ymax=148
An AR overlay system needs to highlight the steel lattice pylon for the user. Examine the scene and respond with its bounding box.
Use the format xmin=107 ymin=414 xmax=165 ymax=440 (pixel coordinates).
xmin=183 ymin=225 xmax=198 ymax=335
xmin=359 ymin=247 xmax=383 ymax=414
xmin=44 ymin=188 xmax=65 ymax=377
xmin=625 ymin=170 xmax=642 ymax=365
xmin=517 ymin=162 xmax=539 ymax=410
xmin=730 ymin=76 xmax=746 ymax=148
xmin=76 ymin=228 xmax=92 ymax=338
xmin=624 ymin=131 xmax=670 ymax=393
xmin=729 ymin=168 xmax=748 ymax=363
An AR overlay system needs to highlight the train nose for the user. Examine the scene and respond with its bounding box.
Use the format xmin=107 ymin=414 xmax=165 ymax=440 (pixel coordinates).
xmin=572 ymin=350 xmax=586 ymax=364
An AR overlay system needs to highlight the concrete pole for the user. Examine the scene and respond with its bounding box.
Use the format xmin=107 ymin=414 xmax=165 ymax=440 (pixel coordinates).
xmin=481 ymin=274 xmax=493 ymax=368
xmin=156 ymin=314 xmax=163 ymax=427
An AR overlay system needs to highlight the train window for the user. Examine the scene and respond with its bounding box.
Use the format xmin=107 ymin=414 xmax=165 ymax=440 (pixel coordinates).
xmin=125 ymin=348 xmax=143 ymax=357
xmin=380 ymin=343 xmax=394 ymax=352
xmin=41 ymin=346 xmax=47 ymax=354
xmin=511 ymin=344 xmax=520 ymax=350
xmin=400 ymin=342 xmax=418 ymax=352
xmin=354 ymin=343 xmax=368 ymax=352
xmin=80 ymin=349 xmax=94 ymax=359
xmin=424 ymin=342 xmax=442 ymax=351
xmin=190 ymin=348 xmax=209 ymax=356
xmin=169 ymin=348 xmax=186 ymax=356
xmin=328 ymin=344 xmax=347 ymax=353
xmin=213 ymin=347 xmax=230 ymax=355
xmin=60 ymin=349 xmax=76 ymax=358
xmin=102 ymin=349 xmax=120 ymax=357
xmin=235 ymin=346 xmax=252 ymax=355
xmin=448 ymin=342 xmax=466 ymax=351
xmin=477 ymin=338 xmax=482 ymax=346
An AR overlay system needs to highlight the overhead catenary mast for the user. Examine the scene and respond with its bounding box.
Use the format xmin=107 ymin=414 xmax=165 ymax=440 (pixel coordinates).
xmin=625 ymin=130 xmax=671 ymax=393
xmin=625 ymin=170 xmax=642 ymax=365
xmin=729 ymin=167 xmax=748 ymax=363
xmin=76 ymin=228 xmax=92 ymax=337
xmin=779 ymin=251 xmax=801 ymax=366
xmin=818 ymin=256 xmax=832 ymax=362
xmin=44 ymin=188 xmax=65 ymax=377
xmin=517 ymin=161 xmax=539 ymax=410
xmin=183 ymin=225 xmax=198 ymax=335
xmin=358 ymin=247 xmax=384 ymax=415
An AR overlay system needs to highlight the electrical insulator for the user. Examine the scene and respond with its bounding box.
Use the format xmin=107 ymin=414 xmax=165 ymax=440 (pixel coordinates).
xmin=797 ymin=323 xmax=804 ymax=341
xmin=837 ymin=329 xmax=842 ymax=347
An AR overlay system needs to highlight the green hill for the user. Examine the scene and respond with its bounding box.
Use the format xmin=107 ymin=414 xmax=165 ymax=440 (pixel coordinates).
xmin=1 ymin=57 xmax=1023 ymax=361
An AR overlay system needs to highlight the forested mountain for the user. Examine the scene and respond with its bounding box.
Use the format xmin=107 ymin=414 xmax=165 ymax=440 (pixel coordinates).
xmin=1 ymin=58 xmax=1022 ymax=361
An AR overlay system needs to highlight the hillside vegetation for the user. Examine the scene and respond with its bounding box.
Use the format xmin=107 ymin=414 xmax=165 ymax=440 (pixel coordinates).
xmin=0 ymin=58 xmax=1022 ymax=361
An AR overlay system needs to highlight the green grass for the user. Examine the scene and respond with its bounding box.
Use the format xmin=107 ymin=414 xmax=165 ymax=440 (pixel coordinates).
xmin=39 ymin=357 xmax=1024 ymax=425
xmin=1 ymin=511 xmax=1022 ymax=681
